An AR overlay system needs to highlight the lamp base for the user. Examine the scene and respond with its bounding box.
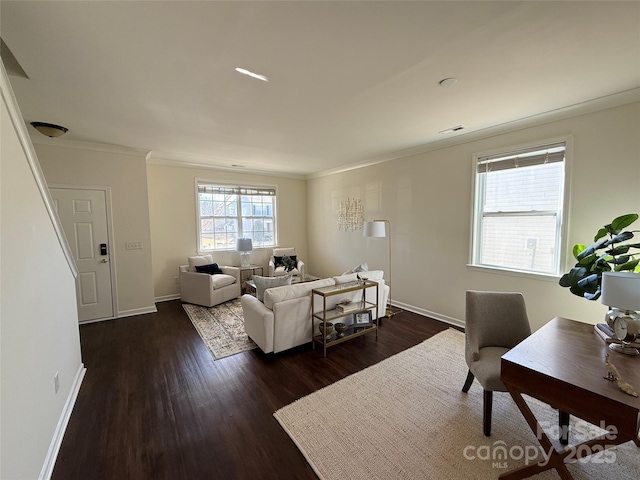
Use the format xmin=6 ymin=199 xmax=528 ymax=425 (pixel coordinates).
xmin=609 ymin=343 xmax=640 ymax=356
xmin=240 ymin=252 xmax=251 ymax=267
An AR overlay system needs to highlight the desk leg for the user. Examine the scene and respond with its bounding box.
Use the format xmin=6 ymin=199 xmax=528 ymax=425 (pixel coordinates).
xmin=499 ymin=387 xmax=573 ymax=480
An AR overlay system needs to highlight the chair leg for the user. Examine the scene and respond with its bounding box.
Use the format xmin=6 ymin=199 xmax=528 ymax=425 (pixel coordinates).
xmin=483 ymin=390 xmax=493 ymax=436
xmin=559 ymin=410 xmax=570 ymax=445
xmin=462 ymin=370 xmax=474 ymax=393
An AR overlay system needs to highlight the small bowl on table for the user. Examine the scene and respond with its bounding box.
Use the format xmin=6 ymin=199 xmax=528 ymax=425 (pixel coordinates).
xmin=334 ymin=322 xmax=348 ymax=338
xmin=317 ymin=322 xmax=334 ymax=339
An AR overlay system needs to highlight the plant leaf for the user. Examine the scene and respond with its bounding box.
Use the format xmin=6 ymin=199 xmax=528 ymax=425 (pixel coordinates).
xmin=603 ymin=231 xmax=634 ymax=246
xmin=573 ymin=244 xmax=587 ymax=260
xmin=615 ymin=258 xmax=639 ymax=272
xmin=611 ymin=213 xmax=639 ymax=234
xmin=594 ymin=227 xmax=609 ymax=242
xmin=608 ymin=255 xmax=631 ymax=265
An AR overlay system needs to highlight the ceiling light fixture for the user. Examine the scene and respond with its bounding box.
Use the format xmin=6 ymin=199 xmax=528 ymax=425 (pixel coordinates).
xmin=439 ymin=125 xmax=465 ymax=135
xmin=235 ymin=67 xmax=269 ymax=82
xmin=30 ymin=122 xmax=68 ymax=137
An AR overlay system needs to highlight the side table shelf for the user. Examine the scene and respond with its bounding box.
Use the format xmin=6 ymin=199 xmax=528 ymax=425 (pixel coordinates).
xmin=311 ymin=280 xmax=379 ymax=357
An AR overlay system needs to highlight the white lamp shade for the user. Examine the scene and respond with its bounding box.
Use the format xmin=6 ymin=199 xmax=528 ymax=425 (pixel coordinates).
xmin=236 ymin=238 xmax=253 ymax=252
xmin=601 ymin=272 xmax=640 ymax=311
xmin=363 ymin=221 xmax=387 ymax=238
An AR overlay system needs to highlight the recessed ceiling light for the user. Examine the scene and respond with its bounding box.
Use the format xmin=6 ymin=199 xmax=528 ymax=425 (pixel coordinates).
xmin=439 ymin=77 xmax=458 ymax=88
xmin=235 ymin=67 xmax=269 ymax=82
xmin=439 ymin=125 xmax=465 ymax=134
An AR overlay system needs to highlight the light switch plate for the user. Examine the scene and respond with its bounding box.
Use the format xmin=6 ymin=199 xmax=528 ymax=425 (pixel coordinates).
xmin=125 ymin=241 xmax=143 ymax=250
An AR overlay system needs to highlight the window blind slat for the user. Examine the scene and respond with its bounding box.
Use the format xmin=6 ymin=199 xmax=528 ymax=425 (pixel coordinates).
xmin=198 ymin=184 xmax=276 ymax=196
xmin=477 ymin=144 xmax=565 ymax=173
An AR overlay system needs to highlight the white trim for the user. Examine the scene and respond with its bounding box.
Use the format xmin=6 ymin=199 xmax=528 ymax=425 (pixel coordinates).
xmin=38 ymin=363 xmax=86 ymax=480
xmin=309 ymin=88 xmax=639 ymax=179
xmin=155 ymin=294 xmax=181 ymax=303
xmin=146 ymin=154 xmax=305 ymax=180
xmin=0 ymin=61 xmax=78 ymax=277
xmin=391 ymin=300 xmax=464 ymax=329
xmin=117 ymin=305 xmax=157 ymax=318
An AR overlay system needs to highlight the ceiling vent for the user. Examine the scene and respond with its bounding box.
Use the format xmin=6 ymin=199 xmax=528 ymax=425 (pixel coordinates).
xmin=439 ymin=125 xmax=465 ymax=135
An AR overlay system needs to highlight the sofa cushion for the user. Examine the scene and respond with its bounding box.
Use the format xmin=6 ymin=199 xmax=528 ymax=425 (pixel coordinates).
xmin=188 ymin=254 xmax=213 ymax=272
xmin=210 ymin=274 xmax=237 ymax=289
xmin=264 ymin=278 xmax=335 ymax=310
xmin=357 ymin=270 xmax=384 ymax=281
xmin=333 ymin=273 xmax=358 ymax=284
xmin=253 ymin=275 xmax=292 ymax=302
xmin=195 ymin=263 xmax=224 ymax=275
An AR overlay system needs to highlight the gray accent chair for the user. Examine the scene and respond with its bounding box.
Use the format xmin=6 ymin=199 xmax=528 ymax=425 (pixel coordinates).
xmin=462 ymin=290 xmax=531 ymax=436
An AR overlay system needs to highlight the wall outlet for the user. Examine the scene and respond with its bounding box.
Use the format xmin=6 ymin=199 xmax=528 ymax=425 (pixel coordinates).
xmin=174 ymin=276 xmax=179 ymax=284
xmin=54 ymin=372 xmax=59 ymax=394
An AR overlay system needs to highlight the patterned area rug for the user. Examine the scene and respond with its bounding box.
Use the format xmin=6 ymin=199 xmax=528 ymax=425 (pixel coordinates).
xmin=275 ymin=329 xmax=640 ymax=480
xmin=183 ymin=299 xmax=257 ymax=360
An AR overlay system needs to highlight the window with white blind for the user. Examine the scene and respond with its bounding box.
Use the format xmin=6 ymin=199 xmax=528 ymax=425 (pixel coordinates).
xmin=471 ymin=141 xmax=567 ymax=275
xmin=197 ymin=183 xmax=277 ymax=251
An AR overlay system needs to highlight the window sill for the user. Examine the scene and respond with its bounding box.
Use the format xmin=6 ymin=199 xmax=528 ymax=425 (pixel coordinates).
xmin=466 ymin=264 xmax=560 ymax=283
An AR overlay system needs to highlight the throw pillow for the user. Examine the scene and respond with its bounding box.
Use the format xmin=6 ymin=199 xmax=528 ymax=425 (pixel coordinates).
xmin=274 ymin=255 xmax=297 ymax=269
xmin=252 ymin=275 xmax=292 ymax=302
xmin=352 ymin=263 xmax=369 ymax=273
xmin=195 ymin=263 xmax=224 ymax=275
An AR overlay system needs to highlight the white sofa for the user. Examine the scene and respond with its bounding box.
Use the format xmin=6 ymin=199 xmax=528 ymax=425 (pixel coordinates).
xmin=179 ymin=255 xmax=241 ymax=307
xmin=241 ymin=271 xmax=390 ymax=354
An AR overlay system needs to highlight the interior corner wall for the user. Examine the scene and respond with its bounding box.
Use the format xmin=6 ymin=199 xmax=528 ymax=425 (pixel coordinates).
xmin=146 ymin=163 xmax=307 ymax=300
xmin=1 ymin=97 xmax=82 ymax=479
xmin=307 ymin=101 xmax=640 ymax=332
xmin=35 ymin=144 xmax=156 ymax=317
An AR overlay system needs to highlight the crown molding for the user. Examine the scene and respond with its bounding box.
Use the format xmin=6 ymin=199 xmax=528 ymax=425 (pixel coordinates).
xmin=308 ymin=88 xmax=640 ymax=179
xmin=145 ymin=152 xmax=306 ymax=180
xmin=29 ymin=136 xmax=150 ymax=157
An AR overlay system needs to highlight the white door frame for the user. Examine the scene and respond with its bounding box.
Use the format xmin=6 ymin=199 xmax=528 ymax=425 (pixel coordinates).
xmin=49 ymin=184 xmax=118 ymax=322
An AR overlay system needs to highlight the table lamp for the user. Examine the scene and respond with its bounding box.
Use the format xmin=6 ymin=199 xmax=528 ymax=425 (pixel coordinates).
xmin=236 ymin=238 xmax=253 ymax=267
xmin=601 ymin=271 xmax=640 ymax=355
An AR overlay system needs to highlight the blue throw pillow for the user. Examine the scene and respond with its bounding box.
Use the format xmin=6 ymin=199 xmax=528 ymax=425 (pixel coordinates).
xmin=195 ymin=263 xmax=224 ymax=275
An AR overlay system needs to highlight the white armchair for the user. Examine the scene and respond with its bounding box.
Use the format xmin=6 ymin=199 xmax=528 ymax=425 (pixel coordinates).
xmin=269 ymin=247 xmax=305 ymax=277
xmin=179 ymin=255 xmax=241 ymax=307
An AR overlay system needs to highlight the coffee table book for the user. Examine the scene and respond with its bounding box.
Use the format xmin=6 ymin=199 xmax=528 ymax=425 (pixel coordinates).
xmin=593 ymin=322 xmax=640 ymax=348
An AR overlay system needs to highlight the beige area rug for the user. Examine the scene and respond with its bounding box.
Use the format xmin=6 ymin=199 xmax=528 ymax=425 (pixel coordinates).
xmin=183 ymin=299 xmax=257 ymax=360
xmin=274 ymin=329 xmax=640 ymax=480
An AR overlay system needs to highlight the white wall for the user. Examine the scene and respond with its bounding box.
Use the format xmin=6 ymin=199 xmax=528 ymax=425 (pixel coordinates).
xmin=1 ymin=83 xmax=83 ymax=479
xmin=307 ymin=102 xmax=640 ymax=331
xmin=35 ymin=144 xmax=156 ymax=317
xmin=147 ymin=163 xmax=308 ymax=300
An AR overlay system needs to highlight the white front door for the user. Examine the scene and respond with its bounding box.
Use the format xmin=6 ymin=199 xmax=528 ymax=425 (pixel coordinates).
xmin=50 ymin=187 xmax=114 ymax=322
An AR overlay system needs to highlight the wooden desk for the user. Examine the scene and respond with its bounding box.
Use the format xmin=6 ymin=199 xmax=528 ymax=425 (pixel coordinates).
xmin=500 ymin=317 xmax=640 ymax=480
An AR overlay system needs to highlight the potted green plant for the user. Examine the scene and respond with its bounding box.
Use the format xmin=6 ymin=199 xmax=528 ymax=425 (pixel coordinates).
xmin=559 ymin=213 xmax=640 ymax=300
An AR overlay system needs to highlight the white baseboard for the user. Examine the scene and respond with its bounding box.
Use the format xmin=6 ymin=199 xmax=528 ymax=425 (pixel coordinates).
xmin=117 ymin=305 xmax=157 ymax=318
xmin=391 ymin=300 xmax=465 ymax=329
xmin=154 ymin=294 xmax=180 ymax=303
xmin=39 ymin=363 xmax=86 ymax=480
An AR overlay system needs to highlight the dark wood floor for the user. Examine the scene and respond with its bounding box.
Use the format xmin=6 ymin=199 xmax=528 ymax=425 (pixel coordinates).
xmin=52 ymin=300 xmax=453 ymax=480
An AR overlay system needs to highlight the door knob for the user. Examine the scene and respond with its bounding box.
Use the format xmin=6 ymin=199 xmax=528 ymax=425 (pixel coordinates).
xmin=101 ymin=259 xmax=108 ymax=263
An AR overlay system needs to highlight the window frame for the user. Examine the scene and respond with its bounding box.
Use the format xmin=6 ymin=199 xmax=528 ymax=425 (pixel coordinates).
xmin=195 ymin=179 xmax=278 ymax=253
xmin=468 ymin=137 xmax=572 ymax=279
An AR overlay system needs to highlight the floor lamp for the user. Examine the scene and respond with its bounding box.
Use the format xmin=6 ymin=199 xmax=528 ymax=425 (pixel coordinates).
xmin=363 ymin=220 xmax=394 ymax=318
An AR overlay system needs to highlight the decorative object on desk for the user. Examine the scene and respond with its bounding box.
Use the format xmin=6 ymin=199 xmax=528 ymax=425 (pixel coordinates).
xmin=604 ymin=355 xmax=639 ymax=397
xmin=559 ymin=213 xmax=639 ymax=301
xmin=601 ymin=271 xmax=640 ymax=355
xmin=334 ymin=322 xmax=347 ymax=338
xmin=337 ymin=198 xmax=363 ymax=231
xmin=363 ymin=219 xmax=394 ymax=317
xmin=236 ymin=238 xmax=253 ymax=267
xmin=336 ymin=300 xmax=358 ymax=313
xmin=317 ymin=322 xmax=334 ymax=339
xmin=354 ymin=311 xmax=372 ymax=327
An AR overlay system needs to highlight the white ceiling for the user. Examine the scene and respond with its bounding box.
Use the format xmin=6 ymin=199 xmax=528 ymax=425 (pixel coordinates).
xmin=2 ymin=1 xmax=639 ymax=177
